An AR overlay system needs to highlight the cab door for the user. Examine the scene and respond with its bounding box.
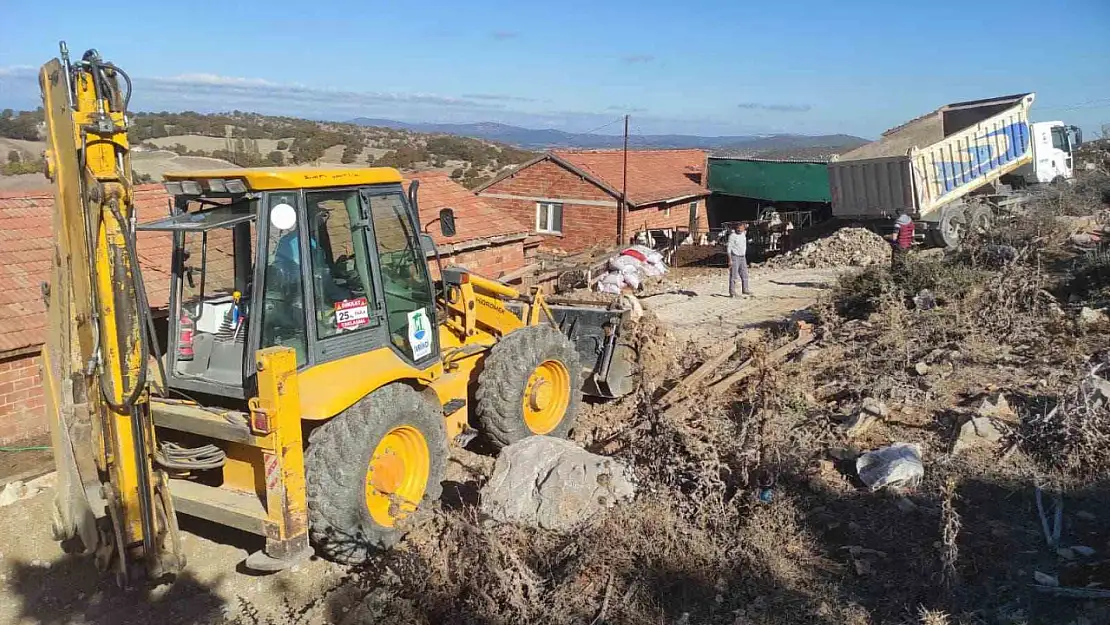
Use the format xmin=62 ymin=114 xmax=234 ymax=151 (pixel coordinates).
xmin=359 ymin=186 xmax=439 ymax=367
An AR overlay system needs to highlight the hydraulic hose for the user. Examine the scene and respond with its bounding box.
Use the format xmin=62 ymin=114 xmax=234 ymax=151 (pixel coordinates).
xmin=155 ymin=442 xmax=226 ymax=471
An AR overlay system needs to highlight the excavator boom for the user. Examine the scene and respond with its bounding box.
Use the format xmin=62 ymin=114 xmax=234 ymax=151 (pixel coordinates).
xmin=41 ymin=42 xmax=182 ymax=583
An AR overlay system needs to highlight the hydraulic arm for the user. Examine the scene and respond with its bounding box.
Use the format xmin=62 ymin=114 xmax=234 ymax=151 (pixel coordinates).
xmin=41 ymin=42 xmax=182 ymax=584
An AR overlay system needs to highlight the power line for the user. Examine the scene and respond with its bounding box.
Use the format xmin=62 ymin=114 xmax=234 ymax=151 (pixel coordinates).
xmin=581 ymin=116 xmax=626 ymax=136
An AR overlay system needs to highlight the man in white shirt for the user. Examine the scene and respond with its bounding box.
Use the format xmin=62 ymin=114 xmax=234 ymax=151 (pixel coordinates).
xmin=727 ymin=222 xmax=752 ymax=297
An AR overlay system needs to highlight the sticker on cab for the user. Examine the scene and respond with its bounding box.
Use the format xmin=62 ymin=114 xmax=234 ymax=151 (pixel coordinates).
xmin=335 ymin=297 xmax=370 ymax=330
xmin=407 ymin=307 xmax=433 ymax=360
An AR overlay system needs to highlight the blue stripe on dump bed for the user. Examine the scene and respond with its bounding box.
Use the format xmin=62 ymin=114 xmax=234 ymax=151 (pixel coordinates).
xmin=931 ymin=121 xmax=1030 ymax=192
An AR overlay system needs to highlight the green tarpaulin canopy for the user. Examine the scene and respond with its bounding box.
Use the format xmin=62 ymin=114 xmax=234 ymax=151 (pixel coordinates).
xmin=708 ymin=158 xmax=831 ymax=203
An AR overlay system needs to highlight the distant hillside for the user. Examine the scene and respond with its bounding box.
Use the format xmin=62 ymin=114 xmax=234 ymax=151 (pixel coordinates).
xmin=0 ymin=110 xmax=537 ymax=190
xmin=350 ymin=117 xmax=868 ymax=158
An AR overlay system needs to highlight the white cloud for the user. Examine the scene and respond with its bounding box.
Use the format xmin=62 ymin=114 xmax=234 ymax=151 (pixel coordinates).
xmin=0 ymin=65 xmax=35 ymax=78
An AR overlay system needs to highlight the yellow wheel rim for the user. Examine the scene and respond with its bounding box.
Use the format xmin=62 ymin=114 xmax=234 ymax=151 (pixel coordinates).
xmin=522 ymin=359 xmax=572 ymax=435
xmin=365 ymin=426 xmax=430 ymax=528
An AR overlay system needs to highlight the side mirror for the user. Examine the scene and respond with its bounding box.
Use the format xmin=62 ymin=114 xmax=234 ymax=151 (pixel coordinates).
xmin=439 ymin=208 xmax=457 ymax=238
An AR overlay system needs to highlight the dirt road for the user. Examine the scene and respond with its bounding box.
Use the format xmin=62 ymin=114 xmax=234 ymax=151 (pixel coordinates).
xmin=0 ymin=488 xmax=349 ymax=625
xmin=643 ymin=266 xmax=844 ymax=348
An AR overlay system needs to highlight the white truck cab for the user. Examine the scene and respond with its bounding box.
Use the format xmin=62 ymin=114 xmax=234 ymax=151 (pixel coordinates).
xmin=1021 ymin=121 xmax=1083 ymax=184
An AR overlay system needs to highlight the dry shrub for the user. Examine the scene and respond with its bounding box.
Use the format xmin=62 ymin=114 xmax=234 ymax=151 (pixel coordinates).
xmin=1064 ymin=246 xmax=1110 ymax=308
xmin=1021 ymin=364 xmax=1110 ymax=485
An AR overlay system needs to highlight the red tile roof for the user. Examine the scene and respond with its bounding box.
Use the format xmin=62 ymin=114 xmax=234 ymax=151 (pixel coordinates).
xmin=550 ymin=149 xmax=709 ymax=206
xmin=405 ymin=171 xmax=528 ymax=245
xmin=0 ymin=185 xmax=174 ymax=354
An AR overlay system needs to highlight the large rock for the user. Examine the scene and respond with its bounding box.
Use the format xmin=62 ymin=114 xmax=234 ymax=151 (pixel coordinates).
xmin=480 ymin=436 xmax=635 ymax=531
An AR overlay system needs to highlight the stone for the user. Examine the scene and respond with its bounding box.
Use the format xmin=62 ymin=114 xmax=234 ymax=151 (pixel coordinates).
xmin=480 ymin=436 xmax=636 ymax=531
xmin=842 ymin=413 xmax=880 ymax=438
xmin=953 ymin=417 xmax=1006 ymax=454
xmin=1033 ymin=571 xmax=1059 ymax=587
xmin=1076 ymin=510 xmax=1097 ymax=521
xmin=913 ymin=289 xmax=937 ymax=311
xmin=895 ymin=497 xmax=918 ymax=513
xmin=1057 ymin=547 xmax=1076 ymax=560
xmin=977 ymin=394 xmax=1015 ymax=419
xmin=1078 ymin=307 xmax=1109 ymax=327
xmin=0 ymin=482 xmax=28 ymax=507
xmin=914 ymin=362 xmax=930 ymax=376
xmin=1072 ymin=545 xmax=1096 ymax=557
xmin=861 ymin=397 xmax=889 ymax=418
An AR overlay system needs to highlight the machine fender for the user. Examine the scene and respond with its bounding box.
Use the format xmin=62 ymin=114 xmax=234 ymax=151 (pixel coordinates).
xmin=296 ymin=347 xmax=440 ymax=421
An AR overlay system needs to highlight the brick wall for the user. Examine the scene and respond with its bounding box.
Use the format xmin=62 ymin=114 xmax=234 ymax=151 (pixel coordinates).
xmin=427 ymin=238 xmax=528 ymax=280
xmin=480 ymin=159 xmax=713 ymax=253
xmin=480 ymin=159 xmax=620 ymax=253
xmin=626 ymin=198 xmax=711 ymax=233
xmin=0 ymin=353 xmax=45 ymax=444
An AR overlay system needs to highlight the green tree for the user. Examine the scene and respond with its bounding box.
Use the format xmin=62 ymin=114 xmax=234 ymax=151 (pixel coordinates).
xmin=276 ymin=140 xmax=289 ymax=150
xmin=7 ymin=150 xmax=20 ymax=164
xmin=266 ymin=150 xmax=284 ymax=166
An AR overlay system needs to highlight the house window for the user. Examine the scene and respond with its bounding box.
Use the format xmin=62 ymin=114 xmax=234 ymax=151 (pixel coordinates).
xmin=535 ymin=201 xmax=563 ymax=234
xmin=664 ymin=206 xmax=671 ymax=218
xmin=689 ymin=201 xmax=698 ymax=217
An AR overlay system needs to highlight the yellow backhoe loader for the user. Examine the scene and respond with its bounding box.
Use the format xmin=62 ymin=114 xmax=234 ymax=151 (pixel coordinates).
xmin=40 ymin=42 xmax=637 ymax=582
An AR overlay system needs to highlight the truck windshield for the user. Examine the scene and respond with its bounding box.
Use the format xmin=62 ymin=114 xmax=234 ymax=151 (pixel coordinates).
xmin=1051 ymin=127 xmax=1072 ymax=153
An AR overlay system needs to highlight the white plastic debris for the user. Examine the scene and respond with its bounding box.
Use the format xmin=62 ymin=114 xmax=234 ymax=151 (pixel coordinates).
xmin=856 ymin=443 xmax=924 ymax=492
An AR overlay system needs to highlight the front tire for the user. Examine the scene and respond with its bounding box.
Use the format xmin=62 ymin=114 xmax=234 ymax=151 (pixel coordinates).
xmin=476 ymin=325 xmax=581 ymax=448
xmin=305 ymin=384 xmax=447 ymax=564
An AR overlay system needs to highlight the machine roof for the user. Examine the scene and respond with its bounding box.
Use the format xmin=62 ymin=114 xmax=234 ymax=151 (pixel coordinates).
xmin=163 ymin=167 xmax=404 ymax=191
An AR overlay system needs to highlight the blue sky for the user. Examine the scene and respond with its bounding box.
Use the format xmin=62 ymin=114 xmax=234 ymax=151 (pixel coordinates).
xmin=1 ymin=0 xmax=1108 ymax=138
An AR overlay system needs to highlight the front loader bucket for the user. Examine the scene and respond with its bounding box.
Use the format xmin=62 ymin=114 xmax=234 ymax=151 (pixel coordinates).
xmin=545 ymin=305 xmax=638 ymax=399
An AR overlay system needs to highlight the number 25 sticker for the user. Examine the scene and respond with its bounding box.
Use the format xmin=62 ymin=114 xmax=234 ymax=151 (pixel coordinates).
xmin=335 ymin=298 xmax=370 ymax=330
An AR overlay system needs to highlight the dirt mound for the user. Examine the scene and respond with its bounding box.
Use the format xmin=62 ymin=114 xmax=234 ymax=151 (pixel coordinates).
xmin=762 ymin=227 xmax=891 ymax=270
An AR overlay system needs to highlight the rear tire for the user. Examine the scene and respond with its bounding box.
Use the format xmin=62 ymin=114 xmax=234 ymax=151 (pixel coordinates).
xmin=305 ymin=384 xmax=447 ymax=564
xmin=931 ymin=204 xmax=968 ymax=248
xmin=476 ymin=325 xmax=581 ymax=448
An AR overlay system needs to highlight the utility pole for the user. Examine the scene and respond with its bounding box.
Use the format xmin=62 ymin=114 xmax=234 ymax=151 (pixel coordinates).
xmin=618 ymin=114 xmax=629 ymax=246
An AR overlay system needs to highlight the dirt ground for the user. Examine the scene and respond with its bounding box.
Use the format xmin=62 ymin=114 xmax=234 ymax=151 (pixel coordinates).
xmin=642 ymin=266 xmax=844 ymax=348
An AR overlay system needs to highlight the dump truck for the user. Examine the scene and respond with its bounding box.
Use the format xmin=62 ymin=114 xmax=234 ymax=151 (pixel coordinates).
xmin=40 ymin=42 xmax=637 ymax=583
xmin=828 ymin=93 xmax=1082 ymax=247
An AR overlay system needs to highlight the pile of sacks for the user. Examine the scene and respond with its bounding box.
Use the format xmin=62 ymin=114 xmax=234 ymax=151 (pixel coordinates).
xmin=596 ymin=245 xmax=668 ymax=294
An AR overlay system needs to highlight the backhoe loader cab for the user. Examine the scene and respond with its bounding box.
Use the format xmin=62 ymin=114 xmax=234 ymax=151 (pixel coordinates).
xmin=141 ymin=168 xmax=440 ymax=400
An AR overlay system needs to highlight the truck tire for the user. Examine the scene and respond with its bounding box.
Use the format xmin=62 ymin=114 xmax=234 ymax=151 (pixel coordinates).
xmin=305 ymin=384 xmax=447 ymax=564
xmin=931 ymin=204 xmax=968 ymax=248
xmin=967 ymin=204 xmax=993 ymax=236
xmin=476 ymin=325 xmax=581 ymax=448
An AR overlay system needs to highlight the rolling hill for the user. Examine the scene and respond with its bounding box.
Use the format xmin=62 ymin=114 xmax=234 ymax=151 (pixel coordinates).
xmin=349 ymin=117 xmax=868 ymax=157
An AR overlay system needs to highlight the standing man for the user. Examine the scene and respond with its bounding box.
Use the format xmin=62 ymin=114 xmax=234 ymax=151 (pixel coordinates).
xmin=890 ymin=210 xmax=915 ymax=265
xmin=727 ymin=222 xmax=752 ymax=297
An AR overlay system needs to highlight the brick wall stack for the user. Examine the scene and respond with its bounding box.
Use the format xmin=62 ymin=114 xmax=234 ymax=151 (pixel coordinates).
xmin=0 ymin=353 xmax=44 ymax=443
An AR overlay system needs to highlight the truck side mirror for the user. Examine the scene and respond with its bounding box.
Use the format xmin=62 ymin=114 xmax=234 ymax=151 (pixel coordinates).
xmin=439 ymin=208 xmax=456 ymax=238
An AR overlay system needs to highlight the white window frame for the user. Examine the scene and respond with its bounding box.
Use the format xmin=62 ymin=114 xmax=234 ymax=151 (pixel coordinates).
xmin=535 ymin=201 xmax=563 ymax=234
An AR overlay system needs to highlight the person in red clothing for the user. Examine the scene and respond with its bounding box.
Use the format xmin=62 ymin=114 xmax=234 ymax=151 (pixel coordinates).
xmin=891 ymin=210 xmax=915 ymax=261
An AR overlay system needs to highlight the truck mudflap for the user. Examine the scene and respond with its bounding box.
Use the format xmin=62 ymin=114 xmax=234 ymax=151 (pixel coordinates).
xmin=545 ymin=304 xmax=638 ymax=400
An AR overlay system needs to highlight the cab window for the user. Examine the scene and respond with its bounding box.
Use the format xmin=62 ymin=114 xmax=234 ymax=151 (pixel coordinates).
xmin=366 ymin=192 xmax=435 ymax=360
xmin=305 ymin=190 xmax=374 ymax=340
xmin=259 ymin=193 xmax=308 ymax=366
